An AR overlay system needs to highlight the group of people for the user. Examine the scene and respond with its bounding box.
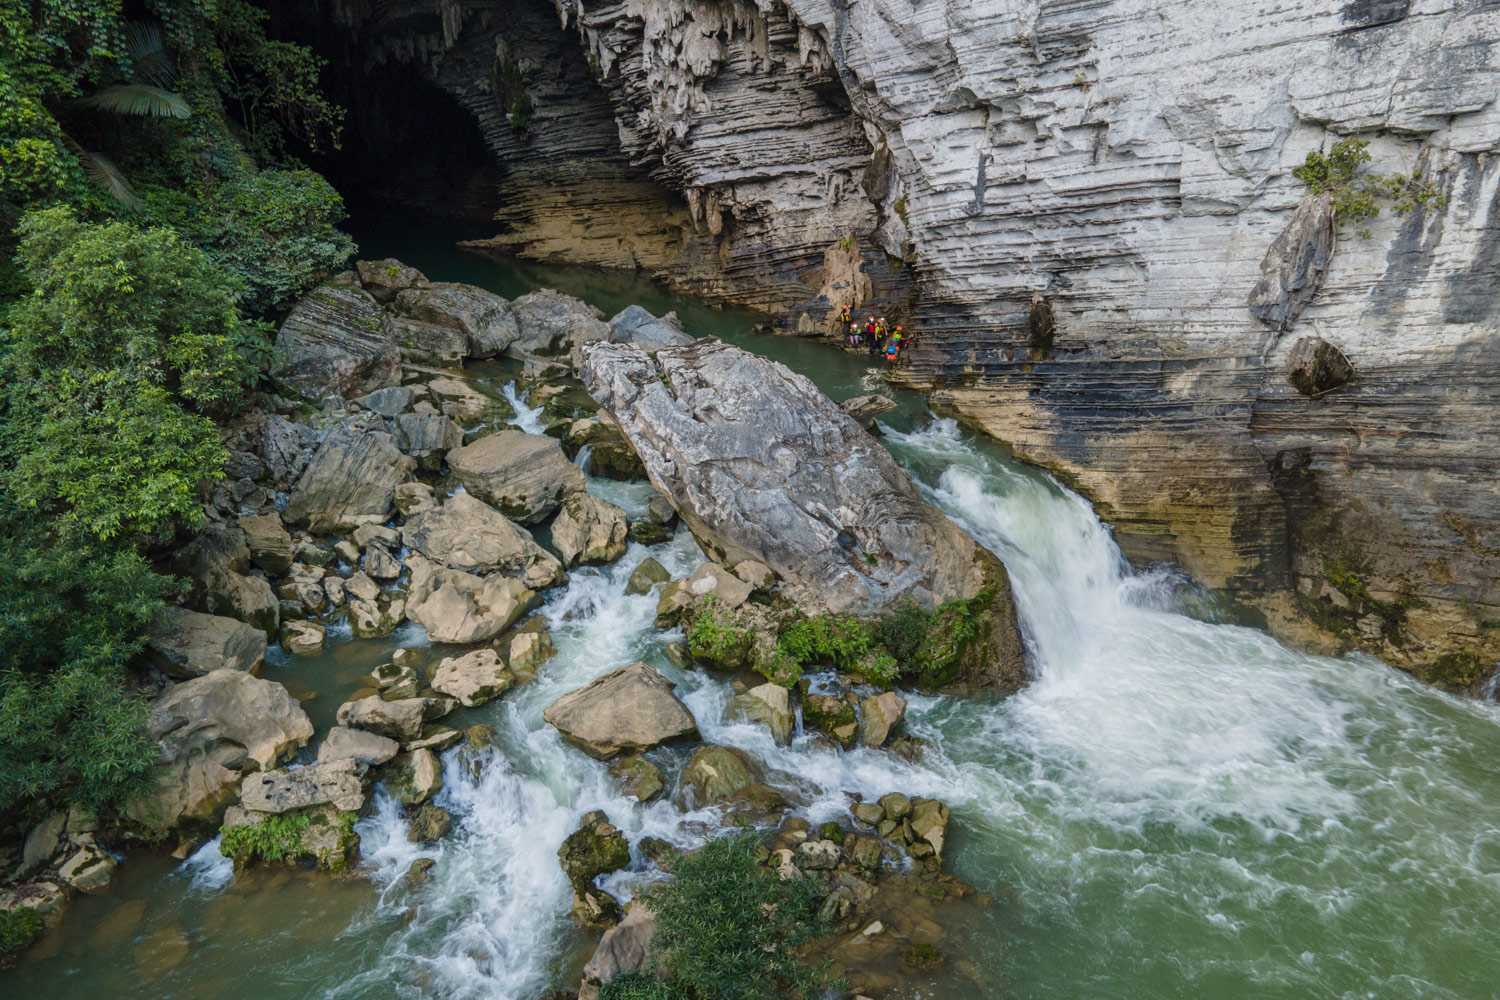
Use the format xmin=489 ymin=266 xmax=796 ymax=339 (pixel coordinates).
xmin=838 ymin=306 xmax=908 ymax=363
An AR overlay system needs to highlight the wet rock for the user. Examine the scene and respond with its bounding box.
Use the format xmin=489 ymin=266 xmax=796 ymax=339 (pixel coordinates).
xmin=280 ymin=620 xmax=326 ymax=656
xmin=558 ymin=810 xmax=630 ymax=895
xmin=355 ymin=258 xmax=429 ymax=304
xmin=431 ymin=648 xmax=515 ymax=707
xmin=583 ymin=340 xmax=1024 ymax=689
xmin=395 ymin=282 xmax=520 ymax=359
xmin=626 ymin=557 xmax=671 ymax=595
xmin=727 ymin=683 xmax=795 ymax=746
xmin=371 ymin=661 xmax=421 ymax=700
xmin=404 ymin=857 xmax=436 ymax=885
xmin=127 ymin=672 xmax=313 ymax=834
xmin=171 ymin=524 xmax=279 ymax=635
xmin=552 ymin=493 xmax=629 ymax=567
xmin=840 ymin=393 xmax=898 ymax=430
xmin=909 ymin=799 xmax=950 ymax=861
xmin=609 ymin=755 xmax=665 ymax=802
xmin=316 ymin=726 xmax=400 ymax=768
xmin=334 ymin=539 xmax=361 ymax=565
xmin=655 ymin=562 xmax=752 ymax=627
xmin=57 ymin=843 xmax=116 ymax=893
xmin=336 ymin=695 xmax=437 ymax=743
xmin=851 ymin=801 xmax=885 ymax=827
xmin=402 ymin=493 xmax=564 ymax=589
xmin=322 ymin=575 xmax=346 ymax=607
xmin=284 ymin=423 xmax=415 ymax=533
xmin=272 ymin=284 xmax=399 ymax=400
xmin=406 ymin=725 xmax=463 ymax=752
xmin=565 ymin=415 xmax=648 ymax=481
xmin=146 ymin=607 xmax=267 ymax=679
xmin=679 ymin=745 xmax=761 ymax=807
xmin=394 ymin=481 xmax=438 ymax=516
xmin=877 ymin=793 xmax=911 ymax=821
xmin=505 ymin=619 xmax=555 ymax=679
xmin=804 ymin=694 xmax=859 ymax=750
xmin=543 ymin=661 xmax=698 ymax=759
xmin=849 ymin=833 xmax=885 ymax=871
xmin=405 ymin=553 xmax=538 ymax=644
xmin=577 ymin=901 xmax=657 ymax=1000
xmin=344 ymin=571 xmax=380 ymax=604
xmin=239 ymin=514 xmax=293 ymax=575
xmin=1286 ymin=335 xmax=1355 ymax=396
xmin=348 ymin=593 xmax=406 ymax=638
xmin=407 ymin=804 xmax=453 ymax=844
xmin=240 ymin=758 xmax=366 ymax=814
xmin=221 ymin=802 xmax=358 ymax=872
xmin=385 ymin=749 xmax=443 ymax=806
xmin=859 ymin=692 xmax=907 ymax=748
xmin=448 ymin=430 xmax=586 ymax=523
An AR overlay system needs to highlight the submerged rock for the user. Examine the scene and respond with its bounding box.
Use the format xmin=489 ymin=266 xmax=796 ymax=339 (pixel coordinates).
xmin=609 ymin=755 xmax=665 ymax=802
xmin=727 ymin=683 xmax=795 ymax=746
xmin=583 ymin=339 xmax=1025 ymax=691
xmin=543 ymin=661 xmax=698 ymax=760
xmin=678 ymin=745 xmax=762 ymax=807
xmin=625 ymin=557 xmax=671 ymax=596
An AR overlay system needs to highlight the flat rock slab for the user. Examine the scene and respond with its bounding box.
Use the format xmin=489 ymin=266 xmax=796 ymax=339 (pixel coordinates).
xmin=240 ymin=759 xmax=366 ymax=814
xmin=543 ymin=662 xmax=698 ymax=759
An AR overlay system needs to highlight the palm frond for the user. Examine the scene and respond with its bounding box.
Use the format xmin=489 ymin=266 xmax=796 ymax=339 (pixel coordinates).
xmin=77 ymin=84 xmax=191 ymax=120
xmin=124 ymin=20 xmax=176 ymax=88
xmin=79 ymin=151 xmax=143 ymax=210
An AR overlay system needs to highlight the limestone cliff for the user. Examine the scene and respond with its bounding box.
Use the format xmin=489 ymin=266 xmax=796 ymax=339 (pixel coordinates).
xmin=329 ymin=0 xmax=1499 ymax=688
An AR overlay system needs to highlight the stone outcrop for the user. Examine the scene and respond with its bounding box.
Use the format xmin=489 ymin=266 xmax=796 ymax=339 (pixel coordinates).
xmin=430 ymin=648 xmax=515 ymax=707
xmin=128 ymin=672 xmax=313 ymax=834
xmin=403 ymin=492 xmax=564 ymax=588
xmin=543 ymin=661 xmax=698 ymax=759
xmin=551 ymin=493 xmax=629 ymax=567
xmin=585 ymin=339 xmax=1025 ymax=689
xmin=447 ymin=430 xmax=586 ymax=523
xmin=272 ymin=283 xmax=399 ymax=400
xmin=405 ymin=553 xmax=538 ymax=644
xmin=146 ymin=607 xmax=266 ymax=679
xmin=284 ymin=421 xmax=415 ymax=532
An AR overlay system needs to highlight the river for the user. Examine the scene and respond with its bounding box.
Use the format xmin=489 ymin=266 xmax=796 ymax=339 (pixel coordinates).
xmin=10 ymin=217 xmax=1500 ymax=999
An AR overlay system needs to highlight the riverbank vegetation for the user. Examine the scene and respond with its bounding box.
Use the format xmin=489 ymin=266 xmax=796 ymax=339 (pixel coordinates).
xmin=0 ymin=0 xmax=352 ymax=827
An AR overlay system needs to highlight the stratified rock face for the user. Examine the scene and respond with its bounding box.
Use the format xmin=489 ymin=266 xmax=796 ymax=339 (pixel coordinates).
xmin=285 ymin=422 xmax=416 ymax=533
xmin=582 ymin=339 xmax=1019 ymax=621
xmin=272 ymin=283 xmax=400 ymax=400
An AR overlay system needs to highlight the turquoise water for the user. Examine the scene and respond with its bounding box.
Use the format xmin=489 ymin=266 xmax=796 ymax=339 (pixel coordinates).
xmin=10 ymin=220 xmax=1500 ymax=999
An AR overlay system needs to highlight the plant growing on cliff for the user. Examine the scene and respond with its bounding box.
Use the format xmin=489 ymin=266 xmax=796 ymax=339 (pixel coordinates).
xmin=608 ymin=832 xmax=837 ymax=1000
xmin=221 ymin=812 xmax=312 ymax=866
xmin=1293 ymin=137 xmax=1445 ymax=238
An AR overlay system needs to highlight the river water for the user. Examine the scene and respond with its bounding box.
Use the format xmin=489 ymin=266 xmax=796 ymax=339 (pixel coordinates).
xmin=11 ymin=222 xmax=1500 ymax=999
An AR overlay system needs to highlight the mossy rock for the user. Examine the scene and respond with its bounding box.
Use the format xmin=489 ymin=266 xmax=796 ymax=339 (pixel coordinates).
xmin=558 ymin=810 xmax=630 ymax=894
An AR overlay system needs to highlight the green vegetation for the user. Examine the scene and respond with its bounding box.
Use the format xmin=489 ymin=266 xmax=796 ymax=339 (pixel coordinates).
xmin=0 ymin=906 xmax=44 ymax=964
xmin=220 ymin=812 xmax=312 ymax=866
xmin=1293 ymin=137 xmax=1446 ymax=238
xmin=686 ymin=599 xmax=758 ymax=672
xmin=777 ymin=614 xmax=875 ymax=671
xmin=603 ymin=833 xmax=836 ymax=1000
xmin=0 ymin=0 xmax=350 ymax=826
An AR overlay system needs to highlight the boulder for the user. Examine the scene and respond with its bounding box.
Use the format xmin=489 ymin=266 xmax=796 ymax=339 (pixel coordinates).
xmin=272 ymin=283 xmax=399 ymax=400
xmin=506 ymin=619 xmax=555 ymax=679
xmin=408 ymin=726 xmax=463 ymax=753
xmin=1248 ymin=192 xmax=1336 ymax=333
xmin=630 ymin=495 xmax=678 ymax=544
xmin=431 ymin=648 xmax=515 ymax=707
xmin=552 ymin=493 xmax=629 ymax=567
xmin=171 ymin=525 xmax=279 ymax=634
xmin=280 ymin=620 xmax=326 ymax=656
xmin=361 ymin=544 xmax=402 ymax=581
xmin=805 ymin=694 xmax=858 ymax=750
xmin=402 ymin=493 xmax=564 ymax=589
xmin=394 ymin=413 xmax=463 ymax=470
xmin=238 ymin=514 xmax=293 ymax=574
xmin=625 ymin=557 xmax=671 ymax=596
xmin=371 ymin=660 xmax=421 ymax=699
xmin=407 ymin=803 xmax=453 ymax=844
xmin=795 ymin=839 xmax=841 ymax=871
xmin=356 ymin=385 xmax=417 ymax=418
xmin=859 ymin=692 xmax=907 ymax=748
xmin=395 ymin=282 xmax=520 ymax=359
xmin=565 ymin=415 xmax=647 ymax=481
xmin=578 ymin=903 xmax=658 ymax=1000
xmin=405 ymin=553 xmax=538 ymax=644
xmin=388 ymin=314 xmax=469 ymax=365
xmin=1286 ymin=335 xmax=1355 ymax=397
xmin=147 ymin=607 xmax=266 ymax=679
xmin=728 ymin=683 xmax=795 ymax=746
xmin=348 ymin=593 xmax=406 ymax=638
xmin=839 ymin=393 xmax=898 ymax=430
xmin=678 ymin=745 xmax=762 ymax=807
xmin=260 ymin=415 xmax=318 ymax=486
xmin=336 ymin=695 xmax=435 ymax=743
xmin=127 ymin=672 xmax=312 ymax=834
xmin=510 ymin=288 xmax=611 ymax=364
xmin=447 ymin=430 xmax=585 ymax=523
xmin=558 ymin=810 xmax=630 ymax=895
xmin=655 ymin=563 xmax=752 ymax=627
xmin=284 ymin=423 xmax=415 ymax=532
xmin=355 ymin=258 xmax=429 ymax=303
xmin=345 ymin=571 xmax=380 ymax=603
xmin=425 ymin=376 xmax=498 ymax=424
xmin=909 ymin=798 xmax=950 ymax=861
xmin=18 ymin=812 xmax=67 ymax=878
xmin=608 ymin=305 xmax=694 ymax=354
xmin=385 ymin=749 xmax=443 ymax=806
xmin=57 ymin=843 xmax=116 ymax=893
xmin=583 ymin=339 xmax=1025 ymax=692
xmin=239 ymin=759 xmax=366 ymax=814
xmin=220 ymin=802 xmax=358 ymax=872
xmin=609 ymin=755 xmax=665 ymax=802
xmin=316 ymin=726 xmax=400 ymax=768
xmin=543 ymin=662 xmax=698 ymax=759
xmin=394 ymin=481 xmax=438 ymax=516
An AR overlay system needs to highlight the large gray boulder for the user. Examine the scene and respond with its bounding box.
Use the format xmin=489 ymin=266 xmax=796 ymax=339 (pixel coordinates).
xmin=608 ymin=305 xmax=694 ymax=354
xmin=316 ymin=726 xmax=400 ymax=768
xmin=284 ymin=423 xmax=416 ymax=532
xmin=170 ymin=525 xmax=279 ymax=635
xmin=395 ymin=283 xmax=520 ymax=359
xmin=146 ymin=607 xmax=267 ymax=679
xmin=430 ymin=648 xmax=515 ymax=707
xmin=126 ymin=672 xmax=313 ymax=834
xmin=394 ymin=413 xmax=463 ymax=470
xmin=354 ymin=258 xmax=428 ymax=304
xmin=402 ymin=492 xmax=564 ymax=589
xmin=238 ymin=514 xmax=293 ymax=575
xmin=551 ymin=493 xmax=629 ymax=567
xmin=578 ymin=904 xmax=658 ymax=1000
xmin=272 ymin=284 xmax=400 ymax=400
xmin=543 ymin=662 xmax=698 ymax=760
xmin=582 ymin=339 xmax=1026 ymax=691
xmin=405 ymin=553 xmax=538 ymax=644
xmin=447 ymin=430 xmax=585 ymax=524
xmin=511 ymin=288 xmax=611 ymax=363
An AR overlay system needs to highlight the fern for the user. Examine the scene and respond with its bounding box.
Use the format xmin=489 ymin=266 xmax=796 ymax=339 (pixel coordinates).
xmin=77 ymin=84 xmax=191 ymax=120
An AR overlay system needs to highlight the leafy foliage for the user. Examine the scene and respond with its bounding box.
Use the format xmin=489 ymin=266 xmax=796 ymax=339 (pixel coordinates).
xmin=776 ymin=614 xmax=876 ymax=672
xmin=687 ymin=598 xmax=758 ymax=672
xmin=0 ymin=906 xmax=44 ymax=962
xmin=629 ymin=833 xmax=836 ymax=1000
xmin=1293 ymin=137 xmax=1446 ymax=238
xmin=220 ymin=812 xmax=312 ymax=865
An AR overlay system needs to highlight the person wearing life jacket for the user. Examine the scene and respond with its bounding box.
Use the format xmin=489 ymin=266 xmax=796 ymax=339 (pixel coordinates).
xmin=884 ymin=327 xmax=904 ymax=362
xmin=864 ymin=317 xmax=879 ymax=356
